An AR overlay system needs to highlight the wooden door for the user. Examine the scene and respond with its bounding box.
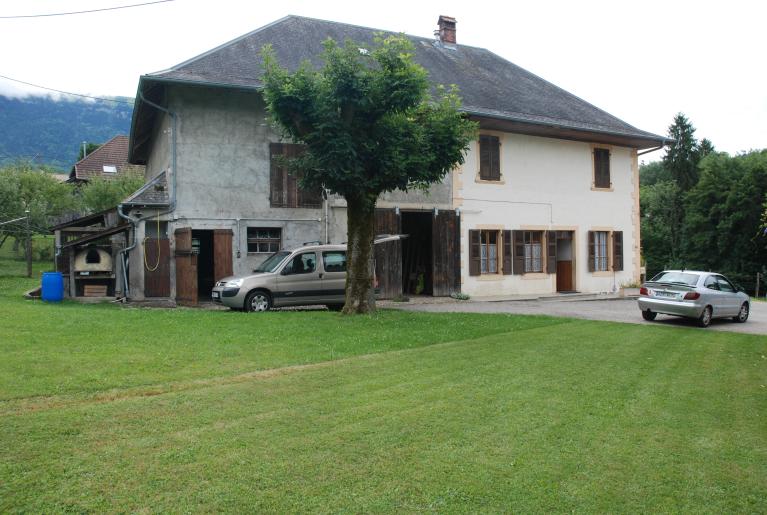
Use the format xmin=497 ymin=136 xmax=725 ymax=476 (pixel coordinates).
xmin=213 ymin=229 xmax=233 ymax=282
xmin=144 ymin=238 xmax=170 ymax=297
xmin=374 ymin=209 xmax=402 ymax=299
xmin=432 ymin=211 xmax=460 ymax=296
xmin=174 ymin=227 xmax=198 ymax=305
xmin=556 ymin=261 xmax=573 ymax=291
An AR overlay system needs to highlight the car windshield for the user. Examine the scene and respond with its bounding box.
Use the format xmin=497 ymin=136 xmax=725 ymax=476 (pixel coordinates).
xmin=649 ymin=271 xmax=700 ymax=286
xmin=254 ymin=251 xmax=291 ymax=273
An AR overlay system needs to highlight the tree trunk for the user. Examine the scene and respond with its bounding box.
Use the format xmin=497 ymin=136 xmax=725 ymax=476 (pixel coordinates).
xmin=343 ymin=193 xmax=377 ymax=314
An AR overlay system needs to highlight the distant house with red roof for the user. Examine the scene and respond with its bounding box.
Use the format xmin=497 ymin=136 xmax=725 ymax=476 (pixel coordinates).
xmin=68 ymin=135 xmax=144 ymax=183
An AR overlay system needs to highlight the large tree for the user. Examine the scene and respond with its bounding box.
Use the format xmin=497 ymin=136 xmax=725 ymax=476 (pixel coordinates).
xmin=262 ymin=36 xmax=476 ymax=313
xmin=663 ymin=113 xmax=699 ymax=191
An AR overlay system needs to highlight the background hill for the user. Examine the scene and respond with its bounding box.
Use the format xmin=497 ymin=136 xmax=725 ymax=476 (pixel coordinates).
xmin=0 ymin=95 xmax=134 ymax=171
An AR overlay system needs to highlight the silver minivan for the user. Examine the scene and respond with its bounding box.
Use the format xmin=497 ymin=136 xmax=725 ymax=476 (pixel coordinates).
xmin=212 ymin=243 xmax=349 ymax=311
xmin=211 ymin=236 xmax=404 ymax=311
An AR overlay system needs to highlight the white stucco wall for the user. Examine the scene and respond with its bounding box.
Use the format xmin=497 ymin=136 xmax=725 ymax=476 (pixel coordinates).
xmin=458 ymin=132 xmax=639 ymax=297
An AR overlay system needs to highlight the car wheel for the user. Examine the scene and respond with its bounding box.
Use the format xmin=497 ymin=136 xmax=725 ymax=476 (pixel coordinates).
xmin=245 ymin=290 xmax=271 ymax=312
xmin=642 ymin=309 xmax=657 ymax=321
xmin=733 ymin=302 xmax=749 ymax=323
xmin=697 ymin=305 xmax=713 ymax=328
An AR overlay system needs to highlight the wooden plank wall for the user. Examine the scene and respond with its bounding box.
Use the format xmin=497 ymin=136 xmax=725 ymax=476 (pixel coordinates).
xmin=432 ymin=211 xmax=460 ymax=296
xmin=144 ymin=239 xmax=170 ymax=297
xmin=174 ymin=227 xmax=197 ymax=305
xmin=374 ymin=209 xmax=402 ymax=299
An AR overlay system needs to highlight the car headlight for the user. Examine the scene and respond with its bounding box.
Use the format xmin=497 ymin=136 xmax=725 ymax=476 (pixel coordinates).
xmin=224 ymin=279 xmax=244 ymax=288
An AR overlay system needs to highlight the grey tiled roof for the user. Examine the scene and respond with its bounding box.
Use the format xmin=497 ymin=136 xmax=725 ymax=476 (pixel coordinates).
xmin=146 ymin=15 xmax=665 ymax=143
xmin=123 ymin=171 xmax=169 ymax=206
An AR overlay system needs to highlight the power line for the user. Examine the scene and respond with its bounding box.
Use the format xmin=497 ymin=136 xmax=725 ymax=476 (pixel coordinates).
xmin=0 ymin=73 xmax=134 ymax=104
xmin=0 ymin=0 xmax=174 ymax=19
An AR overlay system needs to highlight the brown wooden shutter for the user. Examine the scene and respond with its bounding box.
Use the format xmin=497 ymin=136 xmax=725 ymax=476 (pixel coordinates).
xmin=502 ymin=230 xmax=512 ymax=275
xmin=479 ymin=136 xmax=500 ymax=181
xmin=174 ymin=227 xmax=198 ymax=305
xmin=269 ymin=143 xmax=285 ymax=207
xmin=546 ymin=230 xmax=557 ymax=274
xmin=489 ymin=136 xmax=500 ymax=180
xmin=594 ymin=149 xmax=611 ymax=188
xmin=587 ymin=231 xmax=595 ymax=272
xmin=213 ymin=229 xmax=233 ymax=282
xmin=612 ymin=231 xmax=623 ymax=271
xmin=512 ymin=230 xmax=524 ymax=275
xmin=469 ymin=230 xmax=481 ymax=276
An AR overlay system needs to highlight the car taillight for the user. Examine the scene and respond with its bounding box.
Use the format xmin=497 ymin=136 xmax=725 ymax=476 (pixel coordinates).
xmin=683 ymin=292 xmax=700 ymax=300
xmin=639 ymin=287 xmax=648 ymax=296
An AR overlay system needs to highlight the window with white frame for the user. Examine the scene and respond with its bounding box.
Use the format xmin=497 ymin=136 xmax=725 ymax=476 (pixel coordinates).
xmin=523 ymin=231 xmax=543 ymax=273
xmin=593 ymin=231 xmax=609 ymax=271
xmin=480 ymin=230 xmax=498 ymax=274
xmin=247 ymin=227 xmax=281 ymax=253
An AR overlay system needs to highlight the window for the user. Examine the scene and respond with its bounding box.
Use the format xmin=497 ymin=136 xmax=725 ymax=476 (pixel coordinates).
xmin=592 ymin=231 xmax=609 ymax=271
xmin=247 ymin=227 xmax=281 ymax=253
xmin=588 ymin=230 xmax=624 ymax=272
xmin=480 ymin=230 xmax=498 ymax=273
xmin=593 ymin=148 xmax=611 ymax=189
xmin=523 ymin=231 xmax=543 ymax=273
xmin=283 ymin=252 xmax=317 ymax=275
xmin=470 ymin=229 xmax=511 ymax=276
xmin=322 ymin=251 xmax=347 ymax=273
xmin=479 ymin=135 xmax=501 ymax=181
xmin=270 ymin=143 xmax=323 ymax=208
xmin=715 ymin=275 xmax=735 ymax=293
xmin=102 ymin=165 xmax=117 ymax=174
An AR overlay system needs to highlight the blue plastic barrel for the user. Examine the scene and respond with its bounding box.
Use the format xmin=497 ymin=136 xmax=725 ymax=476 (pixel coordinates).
xmin=41 ymin=272 xmax=64 ymax=302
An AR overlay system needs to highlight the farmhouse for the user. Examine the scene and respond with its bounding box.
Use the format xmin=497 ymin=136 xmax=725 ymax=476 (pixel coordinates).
xmin=61 ymin=15 xmax=667 ymax=304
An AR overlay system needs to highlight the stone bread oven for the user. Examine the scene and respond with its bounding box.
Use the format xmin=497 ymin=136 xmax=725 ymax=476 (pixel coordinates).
xmin=73 ymin=247 xmax=113 ymax=273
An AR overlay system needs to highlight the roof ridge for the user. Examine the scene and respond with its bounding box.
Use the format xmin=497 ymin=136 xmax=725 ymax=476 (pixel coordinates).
xmin=146 ymin=15 xmax=294 ymax=77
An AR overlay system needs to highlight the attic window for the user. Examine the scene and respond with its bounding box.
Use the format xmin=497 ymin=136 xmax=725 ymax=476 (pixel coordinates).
xmin=86 ymin=249 xmax=101 ymax=264
xmin=103 ymin=165 xmax=117 ymax=173
xmin=358 ymin=48 xmax=369 ymax=55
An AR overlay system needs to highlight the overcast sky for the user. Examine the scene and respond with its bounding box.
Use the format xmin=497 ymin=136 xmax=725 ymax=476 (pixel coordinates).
xmin=1 ymin=0 xmax=765 ymax=161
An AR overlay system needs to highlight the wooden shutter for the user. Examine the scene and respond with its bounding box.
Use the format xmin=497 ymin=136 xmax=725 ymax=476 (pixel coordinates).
xmin=469 ymin=230 xmax=480 ymax=276
xmin=479 ymin=136 xmax=500 ymax=180
xmin=174 ymin=227 xmax=198 ymax=305
xmin=375 ymin=209 xmax=402 ymax=299
xmin=144 ymin=239 xmax=170 ymax=297
xmin=587 ymin=231 xmax=595 ymax=272
xmin=512 ymin=230 xmax=524 ymax=275
xmin=612 ymin=231 xmax=623 ymax=271
xmin=213 ymin=229 xmax=233 ymax=282
xmin=546 ymin=230 xmax=557 ymax=274
xmin=594 ymin=148 xmax=610 ymax=188
xmin=502 ymin=230 xmax=512 ymax=275
xmin=269 ymin=143 xmax=285 ymax=207
xmin=433 ymin=211 xmax=459 ymax=295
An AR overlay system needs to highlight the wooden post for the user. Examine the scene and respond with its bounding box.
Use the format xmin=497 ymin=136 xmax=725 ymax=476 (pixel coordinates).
xmin=756 ymin=272 xmax=761 ymax=299
xmin=25 ymin=210 xmax=31 ymax=278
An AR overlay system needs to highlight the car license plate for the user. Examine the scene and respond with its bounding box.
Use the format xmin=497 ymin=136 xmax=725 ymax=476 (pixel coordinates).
xmin=212 ymin=291 xmax=220 ymax=299
xmin=654 ymin=290 xmax=677 ymax=299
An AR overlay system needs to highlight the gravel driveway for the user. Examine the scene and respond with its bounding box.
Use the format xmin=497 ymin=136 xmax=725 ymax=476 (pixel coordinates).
xmin=391 ymin=297 xmax=767 ymax=335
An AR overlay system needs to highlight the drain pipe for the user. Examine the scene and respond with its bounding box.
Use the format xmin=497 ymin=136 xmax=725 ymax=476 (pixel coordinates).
xmin=116 ymin=87 xmax=179 ymax=298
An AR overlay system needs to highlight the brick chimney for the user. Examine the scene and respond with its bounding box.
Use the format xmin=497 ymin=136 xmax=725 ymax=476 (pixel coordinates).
xmin=437 ymin=15 xmax=456 ymax=44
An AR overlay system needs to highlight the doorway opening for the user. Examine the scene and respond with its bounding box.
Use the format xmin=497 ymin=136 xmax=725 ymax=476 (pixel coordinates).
xmin=555 ymin=231 xmax=576 ymax=292
xmin=401 ymin=211 xmax=433 ymax=295
xmin=192 ymin=230 xmax=214 ymax=300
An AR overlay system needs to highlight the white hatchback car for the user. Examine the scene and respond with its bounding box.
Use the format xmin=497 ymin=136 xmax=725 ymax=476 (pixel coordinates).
xmin=637 ymin=270 xmax=750 ymax=327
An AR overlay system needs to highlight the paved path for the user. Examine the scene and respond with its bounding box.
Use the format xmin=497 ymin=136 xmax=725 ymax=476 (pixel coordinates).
xmin=389 ymin=297 xmax=767 ymax=335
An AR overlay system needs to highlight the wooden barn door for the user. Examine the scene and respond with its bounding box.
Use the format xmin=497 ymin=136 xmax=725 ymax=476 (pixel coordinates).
xmin=432 ymin=211 xmax=460 ymax=296
xmin=144 ymin=238 xmax=170 ymax=297
xmin=374 ymin=208 xmax=402 ymax=299
xmin=213 ymin=229 xmax=234 ymax=282
xmin=174 ymin=227 xmax=197 ymax=305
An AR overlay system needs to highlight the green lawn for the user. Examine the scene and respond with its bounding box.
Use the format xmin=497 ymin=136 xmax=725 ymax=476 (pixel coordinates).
xmin=1 ymin=254 xmax=766 ymax=512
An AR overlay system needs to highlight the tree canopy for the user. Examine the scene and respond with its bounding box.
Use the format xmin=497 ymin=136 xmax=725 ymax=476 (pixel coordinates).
xmin=262 ymin=35 xmax=477 ymax=313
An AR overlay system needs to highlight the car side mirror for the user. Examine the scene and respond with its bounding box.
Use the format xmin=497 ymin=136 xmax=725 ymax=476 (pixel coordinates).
xmin=736 ymin=285 xmax=745 ymax=293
